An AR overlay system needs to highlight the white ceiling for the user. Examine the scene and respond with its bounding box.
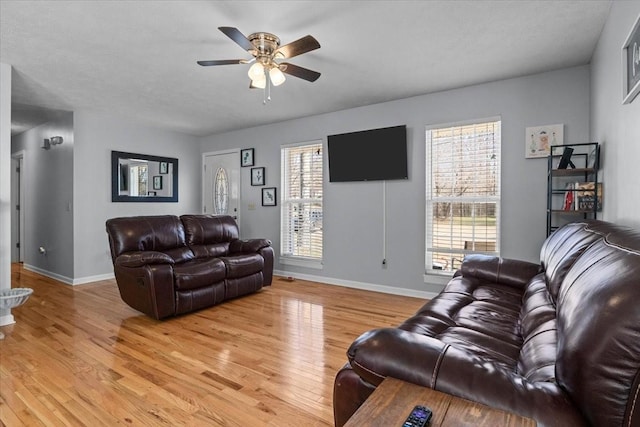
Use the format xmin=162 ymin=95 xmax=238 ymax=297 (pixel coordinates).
xmin=1 ymin=1 xmax=612 ymax=137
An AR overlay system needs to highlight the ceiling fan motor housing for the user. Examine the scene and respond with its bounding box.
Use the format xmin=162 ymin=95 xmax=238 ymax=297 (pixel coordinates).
xmin=248 ymin=32 xmax=282 ymax=65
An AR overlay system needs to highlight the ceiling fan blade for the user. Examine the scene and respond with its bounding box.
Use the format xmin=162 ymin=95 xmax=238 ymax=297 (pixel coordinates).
xmin=197 ymin=59 xmax=244 ymax=66
xmin=275 ymin=35 xmax=320 ymax=59
xmin=280 ymin=63 xmax=321 ymax=82
xmin=218 ymin=26 xmax=255 ymax=52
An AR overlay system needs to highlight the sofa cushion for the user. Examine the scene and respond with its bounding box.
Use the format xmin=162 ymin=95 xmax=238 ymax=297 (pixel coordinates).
xmin=181 ymin=214 xmax=239 ymax=258
xmin=220 ymin=253 xmax=264 ymax=278
xmin=173 ymin=258 xmax=226 ymax=291
xmin=517 ymin=273 xmax=557 ymax=382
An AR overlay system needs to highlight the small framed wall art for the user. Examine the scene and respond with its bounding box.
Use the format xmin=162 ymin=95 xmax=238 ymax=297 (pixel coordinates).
xmin=159 ymin=161 xmax=168 ymax=174
xmin=622 ymin=14 xmax=640 ymax=104
xmin=525 ymin=123 xmax=563 ymax=159
xmin=262 ymin=187 xmax=277 ymax=206
xmin=153 ymin=175 xmax=163 ymax=190
xmin=251 ymin=167 xmax=265 ymax=186
xmin=241 ymin=148 xmax=255 ymax=167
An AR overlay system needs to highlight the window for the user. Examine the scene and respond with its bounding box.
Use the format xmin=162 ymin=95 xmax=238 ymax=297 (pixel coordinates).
xmin=426 ymin=119 xmax=501 ymax=273
xmin=281 ymin=141 xmax=323 ymax=265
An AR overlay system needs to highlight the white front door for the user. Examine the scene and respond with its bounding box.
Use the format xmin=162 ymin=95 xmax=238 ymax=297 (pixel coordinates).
xmin=203 ymin=150 xmax=241 ymax=224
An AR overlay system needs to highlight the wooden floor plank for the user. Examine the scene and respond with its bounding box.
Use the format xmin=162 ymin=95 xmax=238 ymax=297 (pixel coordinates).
xmin=1 ymin=264 xmax=424 ymax=426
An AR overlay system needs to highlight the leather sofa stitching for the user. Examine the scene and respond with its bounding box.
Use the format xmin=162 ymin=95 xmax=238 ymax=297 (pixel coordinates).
xmin=350 ymin=359 xmax=386 ymax=382
xmin=629 ymin=382 xmax=640 ymax=427
xmin=431 ymin=343 xmax=450 ymax=389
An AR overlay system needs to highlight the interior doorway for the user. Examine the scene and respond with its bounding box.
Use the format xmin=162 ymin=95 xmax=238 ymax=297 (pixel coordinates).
xmin=203 ymin=150 xmax=241 ymax=225
xmin=11 ymin=151 xmax=25 ymax=263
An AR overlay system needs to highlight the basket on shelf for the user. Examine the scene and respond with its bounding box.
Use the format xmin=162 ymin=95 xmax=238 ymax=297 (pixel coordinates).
xmin=0 ymin=288 xmax=33 ymax=310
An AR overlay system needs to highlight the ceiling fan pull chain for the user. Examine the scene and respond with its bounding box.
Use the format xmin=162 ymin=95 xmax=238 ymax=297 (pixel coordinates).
xmin=267 ymin=71 xmax=272 ymax=102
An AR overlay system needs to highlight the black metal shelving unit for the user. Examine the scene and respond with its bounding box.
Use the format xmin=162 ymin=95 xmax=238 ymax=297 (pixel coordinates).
xmin=546 ymin=143 xmax=601 ymax=236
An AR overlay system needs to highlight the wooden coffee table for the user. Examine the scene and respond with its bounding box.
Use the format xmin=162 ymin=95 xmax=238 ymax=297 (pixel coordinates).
xmin=344 ymin=377 xmax=536 ymax=426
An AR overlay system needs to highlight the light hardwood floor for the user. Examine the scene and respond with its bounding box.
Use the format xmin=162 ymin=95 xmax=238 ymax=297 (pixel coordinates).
xmin=0 ymin=264 xmax=424 ymax=426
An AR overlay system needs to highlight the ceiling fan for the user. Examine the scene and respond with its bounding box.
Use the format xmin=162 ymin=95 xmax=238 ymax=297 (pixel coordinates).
xmin=197 ymin=27 xmax=321 ymax=100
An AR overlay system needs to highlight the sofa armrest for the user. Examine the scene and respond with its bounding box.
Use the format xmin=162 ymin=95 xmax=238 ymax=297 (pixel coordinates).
xmin=347 ymin=328 xmax=449 ymax=388
xmin=115 ymin=251 xmax=175 ymax=268
xmin=459 ymin=254 xmax=541 ymax=289
xmin=229 ymin=239 xmax=272 ymax=254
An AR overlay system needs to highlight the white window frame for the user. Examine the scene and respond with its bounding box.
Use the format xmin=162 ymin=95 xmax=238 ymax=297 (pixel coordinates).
xmin=280 ymin=140 xmax=324 ymax=270
xmin=425 ymin=117 xmax=501 ymax=276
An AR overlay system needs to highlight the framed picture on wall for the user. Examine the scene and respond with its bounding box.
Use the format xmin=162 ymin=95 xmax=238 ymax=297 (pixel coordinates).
xmin=525 ymin=124 xmax=563 ymax=159
xmin=251 ymin=167 xmax=265 ymax=186
xmin=622 ymin=14 xmax=640 ymax=104
xmin=159 ymin=161 xmax=168 ymax=174
xmin=241 ymin=148 xmax=254 ymax=167
xmin=153 ymin=175 xmax=163 ymax=190
xmin=262 ymin=187 xmax=277 ymax=206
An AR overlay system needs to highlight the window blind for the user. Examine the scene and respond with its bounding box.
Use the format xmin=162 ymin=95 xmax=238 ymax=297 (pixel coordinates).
xmin=281 ymin=142 xmax=323 ymax=260
xmin=426 ymin=120 xmax=501 ymax=272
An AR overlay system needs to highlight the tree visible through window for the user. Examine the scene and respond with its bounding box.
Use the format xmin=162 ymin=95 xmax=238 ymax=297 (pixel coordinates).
xmin=426 ymin=119 xmax=501 ymax=273
xmin=281 ymin=142 xmax=323 ymax=261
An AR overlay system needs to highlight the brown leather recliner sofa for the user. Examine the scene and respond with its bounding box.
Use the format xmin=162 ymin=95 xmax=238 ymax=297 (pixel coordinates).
xmin=334 ymin=220 xmax=640 ymax=427
xmin=106 ymin=214 xmax=274 ymax=320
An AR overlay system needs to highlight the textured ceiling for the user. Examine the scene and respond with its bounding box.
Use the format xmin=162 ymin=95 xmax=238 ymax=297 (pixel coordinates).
xmin=1 ymin=1 xmax=612 ymax=137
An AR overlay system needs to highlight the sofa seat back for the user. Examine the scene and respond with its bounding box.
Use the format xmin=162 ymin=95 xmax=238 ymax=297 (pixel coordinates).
xmin=555 ymin=223 xmax=640 ymax=427
xmin=181 ymin=214 xmax=238 ymax=258
xmin=540 ymin=221 xmax=605 ymax=303
xmin=106 ymin=215 xmax=194 ymax=264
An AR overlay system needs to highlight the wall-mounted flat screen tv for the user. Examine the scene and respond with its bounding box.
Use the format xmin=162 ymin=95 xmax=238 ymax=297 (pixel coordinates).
xmin=327 ymin=125 xmax=408 ymax=182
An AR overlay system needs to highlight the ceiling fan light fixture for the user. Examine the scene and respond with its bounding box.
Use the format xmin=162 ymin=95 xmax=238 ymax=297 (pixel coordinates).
xmin=269 ymin=67 xmax=286 ymax=86
xmin=252 ymin=73 xmax=267 ymax=89
xmin=248 ymin=62 xmax=265 ymax=80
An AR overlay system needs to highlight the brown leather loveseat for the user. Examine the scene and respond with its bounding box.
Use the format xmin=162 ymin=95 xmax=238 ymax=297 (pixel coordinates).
xmin=334 ymin=220 xmax=640 ymax=426
xmin=106 ymin=214 xmax=274 ymax=319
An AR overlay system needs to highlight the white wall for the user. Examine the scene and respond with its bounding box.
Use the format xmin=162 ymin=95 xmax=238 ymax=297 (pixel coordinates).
xmin=0 ymin=62 xmax=14 ymax=326
xmin=200 ymin=66 xmax=591 ymax=293
xmin=591 ymin=1 xmax=640 ymax=228
xmin=73 ymin=111 xmax=201 ymax=282
xmin=12 ymin=113 xmax=75 ymax=281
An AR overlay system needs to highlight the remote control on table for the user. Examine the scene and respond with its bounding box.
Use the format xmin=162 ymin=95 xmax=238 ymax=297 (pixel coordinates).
xmin=402 ymin=405 xmax=432 ymax=427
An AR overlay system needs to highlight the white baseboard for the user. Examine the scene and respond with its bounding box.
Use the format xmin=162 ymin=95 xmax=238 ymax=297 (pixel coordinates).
xmin=23 ymin=265 xmax=115 ymax=286
xmin=72 ymin=272 xmax=114 ymax=285
xmin=24 ymin=264 xmax=73 ymax=285
xmin=273 ymin=270 xmax=440 ymax=300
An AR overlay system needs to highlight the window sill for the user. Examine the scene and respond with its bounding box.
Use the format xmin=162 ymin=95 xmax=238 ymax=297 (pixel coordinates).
xmin=280 ymin=257 xmax=323 ymax=270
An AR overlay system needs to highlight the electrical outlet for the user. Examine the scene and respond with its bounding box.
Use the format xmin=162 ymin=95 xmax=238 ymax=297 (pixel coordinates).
xmin=248 ymin=203 xmax=256 ymax=210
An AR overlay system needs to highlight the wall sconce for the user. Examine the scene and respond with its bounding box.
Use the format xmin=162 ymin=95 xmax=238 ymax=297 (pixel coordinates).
xmin=42 ymin=136 xmax=63 ymax=150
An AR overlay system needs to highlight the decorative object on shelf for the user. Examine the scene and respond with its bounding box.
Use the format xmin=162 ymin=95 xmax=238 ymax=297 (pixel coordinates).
xmin=159 ymin=161 xmax=168 ymax=174
xmin=587 ymin=145 xmax=600 ymax=169
xmin=557 ymin=147 xmax=575 ymax=169
xmin=251 ymin=167 xmax=265 ymax=186
xmin=622 ymin=14 xmax=640 ymax=104
xmin=262 ymin=187 xmax=277 ymax=206
xmin=525 ymin=124 xmax=563 ymax=158
xmin=241 ymin=148 xmax=254 ymax=167
xmin=0 ymin=288 xmax=33 ymax=340
xmin=575 ymin=182 xmax=603 ymax=211
xmin=153 ymin=176 xmax=163 ymax=190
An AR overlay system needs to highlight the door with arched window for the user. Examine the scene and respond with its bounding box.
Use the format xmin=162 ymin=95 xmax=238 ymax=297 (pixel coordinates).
xmin=203 ymin=150 xmax=240 ymax=224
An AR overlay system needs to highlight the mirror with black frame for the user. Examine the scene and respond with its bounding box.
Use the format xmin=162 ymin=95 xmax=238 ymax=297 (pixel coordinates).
xmin=111 ymin=151 xmax=178 ymax=202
